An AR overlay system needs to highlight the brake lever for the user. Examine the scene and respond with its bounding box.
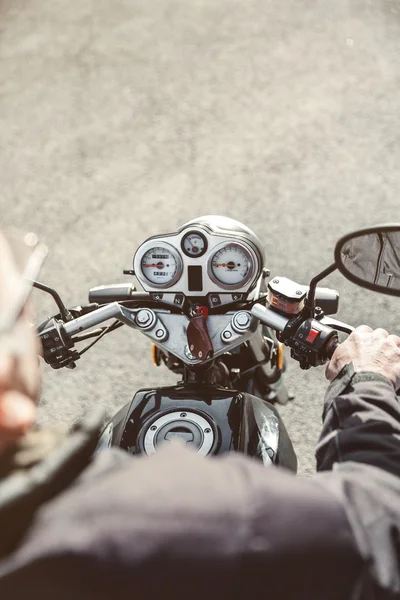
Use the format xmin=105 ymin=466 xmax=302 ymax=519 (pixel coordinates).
xmin=318 ymin=316 xmax=355 ymax=335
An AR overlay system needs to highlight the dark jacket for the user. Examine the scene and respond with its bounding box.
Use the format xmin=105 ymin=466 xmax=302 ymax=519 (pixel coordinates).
xmin=0 ymin=363 xmax=400 ymax=599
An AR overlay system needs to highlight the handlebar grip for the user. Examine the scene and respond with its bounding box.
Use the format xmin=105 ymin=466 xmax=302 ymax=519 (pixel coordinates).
xmin=251 ymin=303 xmax=289 ymax=331
xmin=89 ymin=284 xmax=136 ymax=304
xmin=325 ymin=337 xmax=340 ymax=359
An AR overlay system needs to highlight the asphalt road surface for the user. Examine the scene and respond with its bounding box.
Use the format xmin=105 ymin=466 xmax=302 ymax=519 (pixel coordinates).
xmin=2 ymin=0 xmax=400 ymax=474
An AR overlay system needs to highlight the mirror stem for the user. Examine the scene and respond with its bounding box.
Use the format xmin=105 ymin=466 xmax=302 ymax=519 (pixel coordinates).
xmin=305 ymin=263 xmax=337 ymax=317
xmin=28 ymin=279 xmax=73 ymax=322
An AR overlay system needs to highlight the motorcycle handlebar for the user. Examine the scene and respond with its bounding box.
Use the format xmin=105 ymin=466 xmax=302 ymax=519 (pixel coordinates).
xmin=64 ymin=303 xmax=123 ymax=337
xmin=44 ymin=300 xmax=348 ymax=370
xmin=88 ymin=285 xmax=151 ymax=305
xmin=251 ymin=303 xmax=290 ymax=332
xmin=251 ymin=303 xmax=353 ymax=366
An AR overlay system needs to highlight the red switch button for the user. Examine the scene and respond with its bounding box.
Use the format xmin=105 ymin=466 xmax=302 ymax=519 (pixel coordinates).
xmin=306 ymin=328 xmax=320 ymax=344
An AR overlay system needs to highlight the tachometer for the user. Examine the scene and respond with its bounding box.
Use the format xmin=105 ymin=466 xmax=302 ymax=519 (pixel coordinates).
xmin=209 ymin=242 xmax=254 ymax=288
xmin=140 ymin=245 xmax=182 ymax=288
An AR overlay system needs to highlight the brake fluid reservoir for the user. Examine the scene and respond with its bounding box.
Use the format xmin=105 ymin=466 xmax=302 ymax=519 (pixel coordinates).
xmin=267 ymin=277 xmax=307 ymax=315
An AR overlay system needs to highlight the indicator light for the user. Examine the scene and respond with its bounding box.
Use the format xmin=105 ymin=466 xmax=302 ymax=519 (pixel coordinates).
xmin=277 ymin=342 xmax=284 ymax=370
xmin=151 ymin=344 xmax=160 ymax=366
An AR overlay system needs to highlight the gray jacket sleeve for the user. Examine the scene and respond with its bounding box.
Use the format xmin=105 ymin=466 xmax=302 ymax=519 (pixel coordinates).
xmin=314 ymin=363 xmax=400 ymax=598
xmin=0 ymin=364 xmax=399 ymax=600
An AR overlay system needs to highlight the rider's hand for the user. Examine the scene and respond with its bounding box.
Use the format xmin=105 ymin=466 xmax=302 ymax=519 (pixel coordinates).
xmin=326 ymin=325 xmax=400 ymax=390
xmin=0 ymin=234 xmax=40 ymax=451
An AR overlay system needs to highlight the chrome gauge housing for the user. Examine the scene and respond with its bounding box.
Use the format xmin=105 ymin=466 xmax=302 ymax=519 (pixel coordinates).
xmin=181 ymin=230 xmax=208 ymax=258
xmin=137 ymin=241 xmax=183 ymax=289
xmin=208 ymin=241 xmax=256 ymax=290
xmin=133 ymin=216 xmax=265 ymax=304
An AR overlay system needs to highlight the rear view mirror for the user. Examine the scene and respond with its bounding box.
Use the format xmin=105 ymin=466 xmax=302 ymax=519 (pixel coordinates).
xmin=335 ymin=224 xmax=400 ymax=297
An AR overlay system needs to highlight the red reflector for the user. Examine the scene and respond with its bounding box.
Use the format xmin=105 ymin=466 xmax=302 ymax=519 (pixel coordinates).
xmin=306 ymin=328 xmax=320 ymax=344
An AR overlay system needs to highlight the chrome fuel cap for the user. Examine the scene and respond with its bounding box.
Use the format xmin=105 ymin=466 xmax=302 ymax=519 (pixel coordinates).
xmin=143 ymin=411 xmax=215 ymax=456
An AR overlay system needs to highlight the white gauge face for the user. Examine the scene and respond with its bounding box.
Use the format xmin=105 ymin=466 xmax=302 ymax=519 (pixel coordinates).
xmin=181 ymin=232 xmax=207 ymax=257
xmin=210 ymin=243 xmax=253 ymax=288
xmin=141 ymin=246 xmax=182 ymax=287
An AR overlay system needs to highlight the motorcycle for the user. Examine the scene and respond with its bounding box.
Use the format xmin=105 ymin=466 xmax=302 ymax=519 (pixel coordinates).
xmin=33 ymin=217 xmax=400 ymax=473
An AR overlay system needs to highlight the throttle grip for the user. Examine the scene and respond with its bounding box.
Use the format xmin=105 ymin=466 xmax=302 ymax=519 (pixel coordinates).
xmin=325 ymin=337 xmax=340 ymax=359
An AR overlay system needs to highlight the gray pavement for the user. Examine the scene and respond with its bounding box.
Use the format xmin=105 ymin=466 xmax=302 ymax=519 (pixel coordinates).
xmin=2 ymin=0 xmax=400 ymax=473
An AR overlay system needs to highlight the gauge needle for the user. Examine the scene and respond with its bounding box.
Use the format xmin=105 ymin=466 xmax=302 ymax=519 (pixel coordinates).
xmin=143 ymin=263 xmax=164 ymax=268
xmin=213 ymin=263 xmax=235 ymax=267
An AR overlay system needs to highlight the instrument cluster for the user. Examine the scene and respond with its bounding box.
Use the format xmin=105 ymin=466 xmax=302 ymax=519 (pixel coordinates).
xmin=133 ymin=219 xmax=264 ymax=308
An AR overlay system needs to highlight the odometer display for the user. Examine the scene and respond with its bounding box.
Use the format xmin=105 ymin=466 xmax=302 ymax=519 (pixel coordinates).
xmin=141 ymin=245 xmax=182 ymax=287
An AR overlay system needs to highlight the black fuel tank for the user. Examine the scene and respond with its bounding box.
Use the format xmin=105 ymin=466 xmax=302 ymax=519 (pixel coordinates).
xmin=98 ymin=384 xmax=297 ymax=473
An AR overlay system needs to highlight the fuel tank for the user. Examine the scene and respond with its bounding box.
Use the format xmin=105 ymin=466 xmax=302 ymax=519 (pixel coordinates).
xmin=97 ymin=384 xmax=297 ymax=473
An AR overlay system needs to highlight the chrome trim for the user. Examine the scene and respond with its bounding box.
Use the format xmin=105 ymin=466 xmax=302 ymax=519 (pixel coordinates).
xmin=95 ymin=423 xmax=113 ymax=452
xmin=143 ymin=411 xmax=215 ymax=456
xmin=251 ymin=304 xmax=289 ymax=332
xmin=133 ymin=220 xmax=263 ymax=297
xmin=180 ymin=230 xmax=208 ymax=258
xmin=64 ymin=302 xmax=123 ymax=336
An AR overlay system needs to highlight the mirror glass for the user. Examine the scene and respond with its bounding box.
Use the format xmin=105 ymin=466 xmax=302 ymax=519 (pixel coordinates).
xmin=335 ymin=225 xmax=400 ymax=296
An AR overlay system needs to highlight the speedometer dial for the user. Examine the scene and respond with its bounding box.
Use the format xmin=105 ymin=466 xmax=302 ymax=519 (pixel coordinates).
xmin=141 ymin=245 xmax=182 ymax=288
xmin=209 ymin=243 xmax=254 ymax=289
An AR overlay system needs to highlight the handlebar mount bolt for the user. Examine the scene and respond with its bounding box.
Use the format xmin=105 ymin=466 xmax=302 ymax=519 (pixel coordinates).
xmin=137 ymin=310 xmax=151 ymax=325
xmin=296 ymin=290 xmax=303 ymax=295
xmin=232 ymin=311 xmax=251 ymax=333
xmin=273 ymin=279 xmax=279 ymax=284
xmin=136 ymin=309 xmax=156 ymax=330
xmin=236 ymin=312 xmax=250 ymax=327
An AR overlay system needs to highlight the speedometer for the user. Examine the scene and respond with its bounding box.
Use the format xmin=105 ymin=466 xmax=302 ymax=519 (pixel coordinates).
xmin=209 ymin=242 xmax=254 ymax=289
xmin=140 ymin=244 xmax=182 ymax=288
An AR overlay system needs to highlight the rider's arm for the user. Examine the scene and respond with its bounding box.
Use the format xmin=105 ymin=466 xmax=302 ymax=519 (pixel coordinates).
xmin=0 ymin=442 xmax=363 ymax=600
xmin=1 ymin=324 xmax=400 ymax=599
xmin=314 ymin=326 xmax=400 ymax=598
xmin=316 ymin=325 xmax=400 ymax=477
xmin=316 ymin=363 xmax=400 ymax=475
